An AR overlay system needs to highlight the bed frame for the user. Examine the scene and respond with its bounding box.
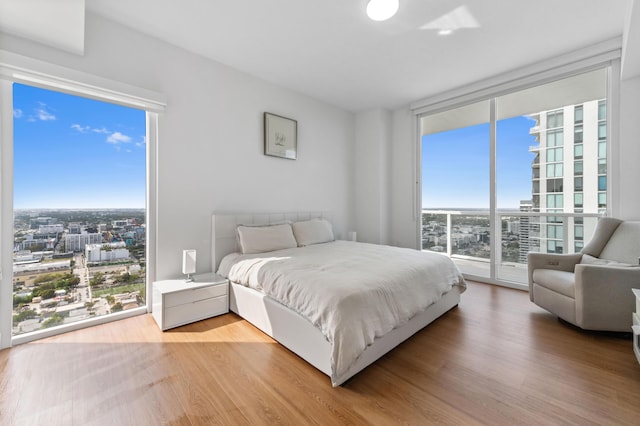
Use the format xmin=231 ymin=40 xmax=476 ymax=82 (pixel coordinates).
xmin=211 ymin=212 xmax=462 ymax=386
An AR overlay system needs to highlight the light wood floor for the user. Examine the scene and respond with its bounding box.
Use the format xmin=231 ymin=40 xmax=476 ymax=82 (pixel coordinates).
xmin=1 ymin=282 xmax=639 ymax=425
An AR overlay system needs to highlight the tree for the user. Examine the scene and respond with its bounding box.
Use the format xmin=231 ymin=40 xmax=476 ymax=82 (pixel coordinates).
xmin=42 ymin=313 xmax=64 ymax=328
xmin=34 ymin=288 xmax=56 ymax=299
xmin=13 ymin=309 xmax=38 ymax=326
xmin=34 ymin=273 xmax=59 ymax=284
xmin=90 ymin=272 xmax=105 ymax=288
xmin=13 ymin=294 xmax=33 ymax=307
xmin=110 ymin=302 xmax=123 ymax=313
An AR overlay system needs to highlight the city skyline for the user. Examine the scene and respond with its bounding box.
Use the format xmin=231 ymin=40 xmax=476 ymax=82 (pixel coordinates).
xmin=13 ymin=83 xmax=146 ymax=209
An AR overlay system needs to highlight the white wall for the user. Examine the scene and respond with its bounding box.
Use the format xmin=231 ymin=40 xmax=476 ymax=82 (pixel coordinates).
xmin=618 ymin=75 xmax=640 ymax=219
xmin=388 ymin=108 xmax=417 ymax=249
xmin=0 ymin=12 xmax=355 ymax=279
xmin=353 ymin=109 xmax=391 ymax=244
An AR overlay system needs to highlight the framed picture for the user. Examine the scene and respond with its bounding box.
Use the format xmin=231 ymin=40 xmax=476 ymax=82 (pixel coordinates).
xmin=264 ymin=112 xmax=297 ymax=160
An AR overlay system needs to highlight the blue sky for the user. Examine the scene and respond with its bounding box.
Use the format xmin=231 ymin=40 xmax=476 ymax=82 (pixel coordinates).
xmin=422 ymin=115 xmax=537 ymax=210
xmin=13 ymin=83 xmax=146 ymax=209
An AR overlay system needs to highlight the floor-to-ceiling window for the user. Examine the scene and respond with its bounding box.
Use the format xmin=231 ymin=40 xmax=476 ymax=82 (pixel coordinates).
xmin=0 ymin=61 xmax=162 ymax=347
xmin=11 ymin=83 xmax=147 ymax=338
xmin=420 ymin=67 xmax=611 ymax=287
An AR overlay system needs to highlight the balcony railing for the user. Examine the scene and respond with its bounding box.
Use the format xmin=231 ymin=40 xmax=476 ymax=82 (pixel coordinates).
xmin=421 ymin=209 xmax=601 ymax=285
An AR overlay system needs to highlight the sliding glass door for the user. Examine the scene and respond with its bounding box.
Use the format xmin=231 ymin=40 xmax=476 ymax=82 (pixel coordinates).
xmin=422 ymin=100 xmax=491 ymax=280
xmin=420 ymin=68 xmax=608 ymax=286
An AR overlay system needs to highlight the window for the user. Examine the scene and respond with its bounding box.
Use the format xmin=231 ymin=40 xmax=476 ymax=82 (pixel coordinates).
xmin=598 ymin=123 xmax=607 ymax=141
xmin=574 ymin=177 xmax=583 ymax=191
xmin=0 ymin=63 xmax=163 ymax=346
xmin=598 ymin=159 xmax=607 ymax=174
xmin=574 ymin=144 xmax=583 ymax=159
xmin=546 ymin=163 xmax=563 ymax=177
xmin=598 ymin=192 xmax=607 ymax=208
xmin=598 ymin=140 xmax=607 ymax=158
xmin=547 ymin=178 xmax=563 ymax=193
xmin=574 ymin=125 xmax=583 ymax=143
xmin=574 ymin=193 xmax=584 ymax=208
xmin=11 ymin=84 xmax=148 ymax=340
xmin=598 ymin=176 xmax=607 ymax=191
xmin=574 ymin=160 xmax=583 ymax=175
xmin=575 ymin=225 xmax=584 ymax=240
xmin=546 ymin=147 xmax=563 ymax=162
xmin=547 ymin=194 xmax=563 ymax=209
xmin=547 ymin=224 xmax=563 ymax=239
xmin=547 ymin=110 xmax=564 ymax=128
xmin=574 ymin=105 xmax=583 ymax=123
xmin=547 ymin=240 xmax=563 ymax=254
xmin=575 ymin=241 xmax=584 ymax=252
xmin=598 ymin=100 xmax=606 ymax=121
xmin=547 ymin=129 xmax=564 ymax=147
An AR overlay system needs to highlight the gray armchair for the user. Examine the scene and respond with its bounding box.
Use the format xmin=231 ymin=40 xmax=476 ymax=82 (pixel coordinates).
xmin=528 ymin=217 xmax=640 ymax=332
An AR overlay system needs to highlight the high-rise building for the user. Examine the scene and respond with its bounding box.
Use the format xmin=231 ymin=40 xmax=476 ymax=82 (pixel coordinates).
xmin=528 ymin=99 xmax=605 ymax=254
xmin=64 ymin=232 xmax=102 ymax=252
xmin=518 ymin=199 xmax=534 ymax=263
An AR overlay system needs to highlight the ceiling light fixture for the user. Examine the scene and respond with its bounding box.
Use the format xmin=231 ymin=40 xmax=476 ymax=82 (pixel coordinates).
xmin=366 ymin=0 xmax=399 ymax=21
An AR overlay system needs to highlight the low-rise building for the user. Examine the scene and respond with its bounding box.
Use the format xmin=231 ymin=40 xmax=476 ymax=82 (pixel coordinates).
xmin=85 ymin=242 xmax=130 ymax=263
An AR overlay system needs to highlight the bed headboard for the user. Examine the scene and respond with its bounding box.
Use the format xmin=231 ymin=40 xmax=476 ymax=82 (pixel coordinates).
xmin=211 ymin=211 xmax=330 ymax=272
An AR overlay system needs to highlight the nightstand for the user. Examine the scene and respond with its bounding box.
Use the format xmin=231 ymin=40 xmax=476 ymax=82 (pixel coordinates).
xmin=152 ymin=272 xmax=229 ymax=331
xmin=633 ymin=288 xmax=640 ymax=365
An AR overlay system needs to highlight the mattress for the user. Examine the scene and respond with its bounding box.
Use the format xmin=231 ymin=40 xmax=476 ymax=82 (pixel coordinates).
xmin=217 ymin=240 xmax=466 ymax=385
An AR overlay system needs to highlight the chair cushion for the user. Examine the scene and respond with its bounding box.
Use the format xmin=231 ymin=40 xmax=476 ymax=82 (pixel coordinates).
xmin=532 ymin=269 xmax=575 ymax=299
xmin=580 ymin=254 xmax=637 ymax=267
xmin=598 ymin=222 xmax=640 ymax=264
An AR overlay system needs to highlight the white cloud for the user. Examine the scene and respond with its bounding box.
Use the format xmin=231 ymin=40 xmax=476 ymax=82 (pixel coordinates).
xmin=135 ymin=135 xmax=147 ymax=148
xmin=13 ymin=108 xmax=23 ymax=119
xmin=107 ymin=131 xmax=132 ymax=144
xmin=71 ymin=124 xmax=91 ymax=133
xmin=92 ymin=127 xmax=110 ymax=134
xmin=35 ymin=103 xmax=56 ymax=121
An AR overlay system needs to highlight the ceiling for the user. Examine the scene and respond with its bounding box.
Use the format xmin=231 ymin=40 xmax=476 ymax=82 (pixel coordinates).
xmin=80 ymin=1 xmax=636 ymax=111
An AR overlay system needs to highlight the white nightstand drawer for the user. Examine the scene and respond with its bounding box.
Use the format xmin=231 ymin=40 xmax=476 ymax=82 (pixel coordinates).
xmin=152 ymin=273 xmax=229 ymax=330
xmin=164 ymin=283 xmax=227 ymax=308
xmin=165 ymin=295 xmax=228 ymax=329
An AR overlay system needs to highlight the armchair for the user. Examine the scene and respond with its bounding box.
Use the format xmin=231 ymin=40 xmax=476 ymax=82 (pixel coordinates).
xmin=528 ymin=217 xmax=640 ymax=332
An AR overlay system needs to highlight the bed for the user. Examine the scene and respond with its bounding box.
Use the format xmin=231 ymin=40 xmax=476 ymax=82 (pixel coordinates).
xmin=212 ymin=212 xmax=466 ymax=386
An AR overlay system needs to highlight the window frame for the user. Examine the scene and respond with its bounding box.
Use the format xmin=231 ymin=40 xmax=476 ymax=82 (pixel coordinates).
xmin=0 ymin=53 xmax=165 ymax=348
xmin=412 ymin=42 xmax=620 ymax=290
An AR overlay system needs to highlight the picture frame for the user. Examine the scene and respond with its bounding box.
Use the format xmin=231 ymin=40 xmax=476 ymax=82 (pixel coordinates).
xmin=264 ymin=112 xmax=297 ymax=160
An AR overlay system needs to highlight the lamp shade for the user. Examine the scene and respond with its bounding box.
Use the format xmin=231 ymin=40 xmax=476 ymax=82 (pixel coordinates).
xmin=182 ymin=249 xmax=196 ymax=275
xmin=366 ymin=0 xmax=399 ymax=21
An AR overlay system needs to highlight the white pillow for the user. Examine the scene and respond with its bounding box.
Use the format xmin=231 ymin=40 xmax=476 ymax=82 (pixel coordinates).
xmin=292 ymin=218 xmax=334 ymax=247
xmin=236 ymin=223 xmax=297 ymax=254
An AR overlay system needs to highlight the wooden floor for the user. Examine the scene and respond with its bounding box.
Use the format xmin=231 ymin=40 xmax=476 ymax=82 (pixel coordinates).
xmin=1 ymin=281 xmax=639 ymax=425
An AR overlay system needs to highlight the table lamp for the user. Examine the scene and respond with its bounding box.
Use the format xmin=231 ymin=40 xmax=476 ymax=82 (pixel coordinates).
xmin=182 ymin=249 xmax=196 ymax=282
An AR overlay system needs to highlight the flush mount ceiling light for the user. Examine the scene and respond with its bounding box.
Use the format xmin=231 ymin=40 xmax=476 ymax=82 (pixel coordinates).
xmin=366 ymin=0 xmax=399 ymax=21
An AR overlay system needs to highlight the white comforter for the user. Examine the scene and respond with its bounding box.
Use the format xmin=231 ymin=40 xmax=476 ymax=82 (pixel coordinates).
xmin=217 ymin=240 xmax=466 ymax=386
